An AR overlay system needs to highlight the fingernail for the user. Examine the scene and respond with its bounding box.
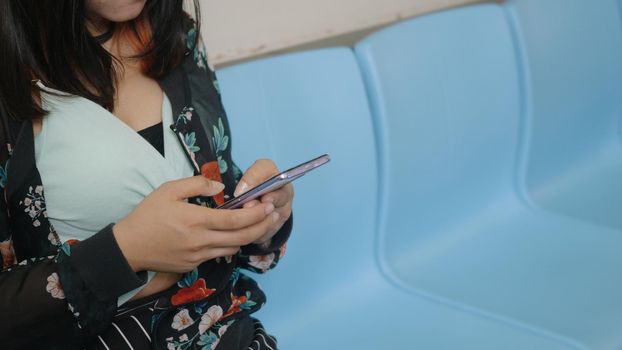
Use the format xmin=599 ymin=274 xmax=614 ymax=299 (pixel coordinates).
xmin=212 ymin=182 xmax=225 ymax=192
xmin=272 ymin=212 xmax=280 ymax=223
xmin=264 ymin=203 xmax=275 ymax=215
xmin=234 ymin=181 xmax=249 ymax=197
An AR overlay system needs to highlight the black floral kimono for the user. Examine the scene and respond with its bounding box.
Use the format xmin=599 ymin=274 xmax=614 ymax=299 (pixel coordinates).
xmin=0 ymin=18 xmax=291 ymax=350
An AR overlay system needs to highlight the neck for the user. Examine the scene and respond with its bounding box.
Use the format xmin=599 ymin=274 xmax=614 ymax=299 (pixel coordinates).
xmin=86 ymin=14 xmax=142 ymax=65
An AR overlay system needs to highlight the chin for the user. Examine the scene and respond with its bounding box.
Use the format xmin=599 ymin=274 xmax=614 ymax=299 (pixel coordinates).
xmin=89 ymin=0 xmax=148 ymax=23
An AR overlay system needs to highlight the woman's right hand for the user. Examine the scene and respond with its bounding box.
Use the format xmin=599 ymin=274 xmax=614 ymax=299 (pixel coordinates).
xmin=112 ymin=176 xmax=278 ymax=273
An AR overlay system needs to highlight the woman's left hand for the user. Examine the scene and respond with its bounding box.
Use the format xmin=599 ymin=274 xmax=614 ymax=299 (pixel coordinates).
xmin=234 ymin=159 xmax=293 ymax=246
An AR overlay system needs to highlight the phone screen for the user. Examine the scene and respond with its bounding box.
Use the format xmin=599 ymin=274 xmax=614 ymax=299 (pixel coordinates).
xmin=217 ymin=154 xmax=330 ymax=209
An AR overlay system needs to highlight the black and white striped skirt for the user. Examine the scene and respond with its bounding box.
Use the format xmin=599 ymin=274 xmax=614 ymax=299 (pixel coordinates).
xmin=88 ymin=307 xmax=277 ymax=350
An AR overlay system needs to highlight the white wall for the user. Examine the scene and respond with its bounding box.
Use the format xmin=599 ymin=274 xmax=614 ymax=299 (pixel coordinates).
xmin=199 ymin=0 xmax=485 ymax=67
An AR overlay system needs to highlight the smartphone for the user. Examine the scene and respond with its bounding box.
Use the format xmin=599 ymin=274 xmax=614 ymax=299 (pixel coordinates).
xmin=217 ymin=154 xmax=330 ymax=209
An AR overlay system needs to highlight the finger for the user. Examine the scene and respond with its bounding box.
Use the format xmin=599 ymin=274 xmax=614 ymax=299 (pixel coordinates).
xmin=163 ymin=176 xmax=224 ymax=200
xmin=254 ymin=230 xmax=275 ymax=246
xmin=206 ymin=212 xmax=280 ymax=247
xmin=185 ymin=202 xmax=275 ymax=230
xmin=261 ymin=184 xmax=293 ymax=208
xmin=200 ymin=246 xmax=240 ymax=262
xmin=263 ymin=205 xmax=291 ymax=240
xmin=234 ymin=159 xmax=279 ymax=197
xmin=242 ymin=199 xmax=261 ymax=209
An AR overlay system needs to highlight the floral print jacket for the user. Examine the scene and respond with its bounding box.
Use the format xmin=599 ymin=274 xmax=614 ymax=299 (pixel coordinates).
xmin=0 ymin=17 xmax=291 ymax=350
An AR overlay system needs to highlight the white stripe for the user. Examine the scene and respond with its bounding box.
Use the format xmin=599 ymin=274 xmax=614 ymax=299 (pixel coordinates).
xmin=130 ymin=315 xmax=151 ymax=341
xmin=112 ymin=322 xmax=135 ymax=350
xmin=267 ymin=334 xmax=277 ymax=343
xmin=247 ymin=340 xmax=261 ymax=350
xmin=98 ymin=335 xmax=111 ymax=350
xmin=257 ymin=333 xmax=275 ymax=350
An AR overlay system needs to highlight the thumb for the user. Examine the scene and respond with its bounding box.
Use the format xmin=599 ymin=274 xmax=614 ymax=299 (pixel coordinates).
xmin=235 ymin=160 xmax=279 ymax=197
xmin=165 ymin=176 xmax=225 ymax=200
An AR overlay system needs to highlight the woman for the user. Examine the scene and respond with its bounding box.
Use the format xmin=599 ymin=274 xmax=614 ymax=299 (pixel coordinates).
xmin=0 ymin=0 xmax=293 ymax=349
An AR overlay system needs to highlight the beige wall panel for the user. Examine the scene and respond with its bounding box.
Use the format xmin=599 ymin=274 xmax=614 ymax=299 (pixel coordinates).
xmin=197 ymin=0 xmax=486 ymax=67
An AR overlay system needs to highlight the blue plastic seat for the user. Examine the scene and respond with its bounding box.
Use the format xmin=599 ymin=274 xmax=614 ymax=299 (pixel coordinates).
xmin=506 ymin=0 xmax=622 ymax=230
xmin=355 ymin=3 xmax=622 ymax=349
xmin=218 ymin=48 xmax=581 ymax=349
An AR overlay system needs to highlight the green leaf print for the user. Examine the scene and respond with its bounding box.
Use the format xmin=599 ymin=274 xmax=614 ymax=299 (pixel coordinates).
xmin=212 ymin=118 xmax=229 ymax=153
xmin=178 ymin=268 xmax=199 ymax=288
xmin=184 ymin=132 xmax=200 ymax=153
xmin=217 ymin=156 xmax=228 ymax=174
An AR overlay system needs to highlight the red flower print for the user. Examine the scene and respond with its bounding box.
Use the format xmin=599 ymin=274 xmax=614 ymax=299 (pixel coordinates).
xmin=201 ymin=161 xmax=224 ymax=205
xmin=223 ymin=293 xmax=248 ymax=318
xmin=171 ymin=278 xmax=216 ymax=306
xmin=0 ymin=240 xmax=16 ymax=270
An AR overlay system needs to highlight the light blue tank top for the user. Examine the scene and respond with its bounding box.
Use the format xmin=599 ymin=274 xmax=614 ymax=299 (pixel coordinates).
xmin=34 ymin=82 xmax=195 ymax=305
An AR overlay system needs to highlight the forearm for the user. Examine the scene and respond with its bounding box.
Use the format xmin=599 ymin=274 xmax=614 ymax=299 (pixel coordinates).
xmin=129 ymin=272 xmax=182 ymax=302
xmin=0 ymin=223 xmax=149 ymax=346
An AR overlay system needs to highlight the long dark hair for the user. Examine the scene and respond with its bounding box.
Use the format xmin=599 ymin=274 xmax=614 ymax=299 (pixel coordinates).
xmin=0 ymin=0 xmax=200 ymax=122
